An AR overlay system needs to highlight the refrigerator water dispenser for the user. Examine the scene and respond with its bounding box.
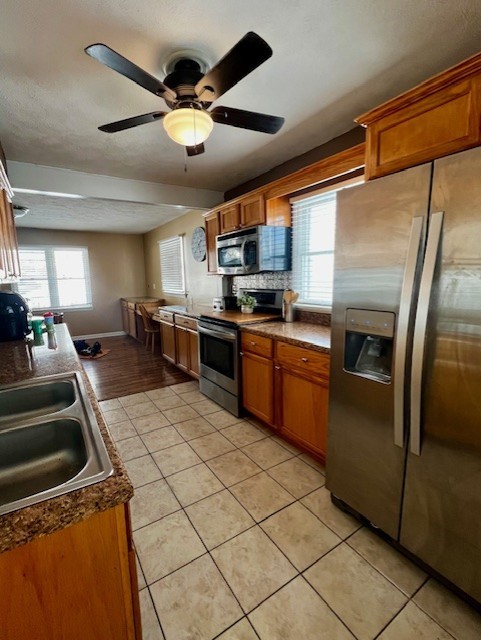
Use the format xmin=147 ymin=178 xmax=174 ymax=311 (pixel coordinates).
xmin=344 ymin=309 xmax=395 ymax=383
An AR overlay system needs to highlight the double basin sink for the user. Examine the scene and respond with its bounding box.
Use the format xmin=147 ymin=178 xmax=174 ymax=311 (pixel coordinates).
xmin=0 ymin=372 xmax=113 ymax=516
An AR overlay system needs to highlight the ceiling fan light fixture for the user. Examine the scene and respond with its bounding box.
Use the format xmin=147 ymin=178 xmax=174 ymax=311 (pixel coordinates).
xmin=163 ymin=107 xmax=213 ymax=147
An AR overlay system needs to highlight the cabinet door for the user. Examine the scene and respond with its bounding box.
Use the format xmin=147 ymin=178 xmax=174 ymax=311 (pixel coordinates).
xmin=241 ymin=351 xmax=275 ymax=426
xmin=121 ymin=301 xmax=129 ymax=333
xmin=160 ymin=321 xmax=176 ymax=363
xmin=0 ymin=189 xmax=21 ymax=278
xmin=219 ymin=204 xmax=240 ymax=233
xmin=175 ymin=326 xmax=189 ymax=372
xmin=187 ymin=329 xmax=200 ymax=379
xmin=128 ymin=309 xmax=136 ymax=338
xmin=277 ymin=367 xmax=329 ymax=460
xmin=204 ymin=211 xmax=220 ymax=274
xmin=240 ymin=194 xmax=265 ymax=228
xmin=0 ymin=505 xmax=140 ymax=640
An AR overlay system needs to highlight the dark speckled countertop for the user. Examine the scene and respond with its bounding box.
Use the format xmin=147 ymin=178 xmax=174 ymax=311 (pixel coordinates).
xmin=156 ymin=305 xmax=331 ymax=349
xmin=241 ymin=321 xmax=331 ymax=353
xmin=0 ymin=324 xmax=133 ymax=554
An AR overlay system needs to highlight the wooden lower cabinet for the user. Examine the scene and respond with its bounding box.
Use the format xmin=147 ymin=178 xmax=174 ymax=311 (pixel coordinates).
xmin=187 ymin=328 xmax=200 ymax=378
xmin=159 ymin=319 xmax=176 ymax=363
xmin=241 ymin=351 xmax=274 ymax=425
xmin=175 ymin=325 xmax=189 ymax=372
xmin=173 ymin=315 xmax=199 ymax=379
xmin=157 ymin=314 xmax=199 ymax=379
xmin=121 ymin=300 xmax=129 ymax=334
xmin=241 ymin=333 xmax=330 ymax=462
xmin=276 ymin=365 xmax=329 ymax=460
xmin=0 ymin=503 xmax=141 ymax=640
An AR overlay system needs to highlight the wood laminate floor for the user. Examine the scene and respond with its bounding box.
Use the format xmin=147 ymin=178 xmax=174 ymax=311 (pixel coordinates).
xmin=81 ymin=335 xmax=191 ymax=401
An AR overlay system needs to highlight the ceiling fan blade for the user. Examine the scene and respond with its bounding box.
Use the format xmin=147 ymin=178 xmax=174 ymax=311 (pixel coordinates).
xmin=211 ymin=106 xmax=284 ymax=134
xmin=85 ymin=44 xmax=177 ymax=102
xmin=195 ymin=32 xmax=272 ymax=103
xmin=186 ymin=143 xmax=205 ymax=157
xmin=98 ymin=111 xmax=166 ymax=133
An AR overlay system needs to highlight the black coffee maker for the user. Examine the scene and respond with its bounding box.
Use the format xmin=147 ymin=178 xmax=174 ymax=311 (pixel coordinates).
xmin=0 ymin=291 xmax=30 ymax=341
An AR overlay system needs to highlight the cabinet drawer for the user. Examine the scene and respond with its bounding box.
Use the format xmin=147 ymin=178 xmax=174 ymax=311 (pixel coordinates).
xmin=242 ymin=332 xmax=273 ymax=358
xmin=158 ymin=311 xmax=174 ymax=323
xmin=175 ymin=315 xmax=198 ymax=331
xmin=127 ymin=302 xmax=136 ymax=310
xmin=276 ymin=341 xmax=330 ymax=379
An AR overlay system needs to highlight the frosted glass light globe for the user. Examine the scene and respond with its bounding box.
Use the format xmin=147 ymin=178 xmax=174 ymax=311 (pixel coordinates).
xmin=163 ymin=108 xmax=213 ymax=146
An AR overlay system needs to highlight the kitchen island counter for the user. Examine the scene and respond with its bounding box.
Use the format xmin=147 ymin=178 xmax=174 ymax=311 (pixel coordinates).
xmin=0 ymin=324 xmax=133 ymax=554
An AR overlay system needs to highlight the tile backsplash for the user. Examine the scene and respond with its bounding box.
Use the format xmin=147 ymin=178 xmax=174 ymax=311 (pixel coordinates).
xmin=232 ymin=272 xmax=292 ymax=292
xmin=232 ymin=272 xmax=331 ymax=326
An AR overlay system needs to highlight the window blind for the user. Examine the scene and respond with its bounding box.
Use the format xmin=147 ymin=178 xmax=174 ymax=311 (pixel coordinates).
xmin=16 ymin=246 xmax=92 ymax=309
xmin=291 ymin=191 xmax=337 ymax=307
xmin=159 ymin=236 xmax=186 ymax=295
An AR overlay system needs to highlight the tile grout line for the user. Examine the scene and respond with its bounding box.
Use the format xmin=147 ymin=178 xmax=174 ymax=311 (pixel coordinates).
xmin=113 ymin=385 xmax=369 ymax=638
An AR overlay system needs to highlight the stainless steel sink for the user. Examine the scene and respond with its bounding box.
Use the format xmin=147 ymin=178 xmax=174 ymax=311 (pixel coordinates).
xmin=0 ymin=372 xmax=113 ymax=516
xmin=0 ymin=380 xmax=76 ymax=425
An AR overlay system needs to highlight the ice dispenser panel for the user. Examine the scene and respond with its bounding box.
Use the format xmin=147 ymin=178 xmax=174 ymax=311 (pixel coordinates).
xmin=344 ymin=309 xmax=395 ymax=383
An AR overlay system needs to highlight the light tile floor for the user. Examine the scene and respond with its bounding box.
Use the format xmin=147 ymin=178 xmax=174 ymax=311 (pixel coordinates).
xmin=100 ymin=381 xmax=481 ymax=640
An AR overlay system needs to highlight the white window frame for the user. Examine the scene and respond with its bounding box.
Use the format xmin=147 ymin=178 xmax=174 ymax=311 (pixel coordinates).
xmin=290 ymin=176 xmax=362 ymax=311
xmin=15 ymin=245 xmax=93 ymax=311
xmin=159 ymin=235 xmax=186 ymax=295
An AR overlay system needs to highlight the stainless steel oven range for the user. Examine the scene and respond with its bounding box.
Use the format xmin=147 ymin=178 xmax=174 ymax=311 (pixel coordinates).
xmin=198 ymin=317 xmax=241 ymax=416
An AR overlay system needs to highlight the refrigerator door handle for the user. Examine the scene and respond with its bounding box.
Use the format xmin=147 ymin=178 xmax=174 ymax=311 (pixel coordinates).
xmin=394 ymin=216 xmax=424 ymax=447
xmin=410 ymin=211 xmax=444 ymax=456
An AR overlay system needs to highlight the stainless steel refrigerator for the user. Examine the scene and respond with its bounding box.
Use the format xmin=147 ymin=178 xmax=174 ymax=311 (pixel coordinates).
xmin=327 ymin=144 xmax=481 ymax=604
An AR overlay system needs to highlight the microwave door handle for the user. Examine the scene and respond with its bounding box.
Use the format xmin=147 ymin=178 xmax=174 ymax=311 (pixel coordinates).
xmin=240 ymin=239 xmax=247 ymax=270
xmin=410 ymin=211 xmax=444 ymax=456
xmin=394 ymin=216 xmax=424 ymax=448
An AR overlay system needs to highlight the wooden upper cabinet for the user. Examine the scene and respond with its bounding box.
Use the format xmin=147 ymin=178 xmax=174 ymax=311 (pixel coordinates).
xmin=0 ymin=188 xmax=21 ymax=280
xmin=357 ymin=52 xmax=481 ymax=180
xmin=219 ymin=204 xmax=240 ymax=233
xmin=240 ymin=193 xmax=265 ymax=228
xmin=204 ymin=211 xmax=220 ymax=274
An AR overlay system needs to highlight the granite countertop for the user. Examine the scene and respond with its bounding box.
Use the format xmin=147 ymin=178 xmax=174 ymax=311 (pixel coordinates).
xmin=241 ymin=321 xmax=331 ymax=353
xmin=122 ymin=296 xmax=160 ymax=303
xmin=0 ymin=324 xmax=133 ymax=554
xmin=156 ymin=305 xmax=280 ymax=325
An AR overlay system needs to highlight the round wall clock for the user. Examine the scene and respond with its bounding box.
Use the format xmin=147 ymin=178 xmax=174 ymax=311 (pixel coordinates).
xmin=191 ymin=226 xmax=206 ymax=262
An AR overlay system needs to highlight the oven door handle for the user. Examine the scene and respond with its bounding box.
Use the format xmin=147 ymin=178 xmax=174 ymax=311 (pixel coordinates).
xmin=198 ymin=325 xmax=237 ymax=342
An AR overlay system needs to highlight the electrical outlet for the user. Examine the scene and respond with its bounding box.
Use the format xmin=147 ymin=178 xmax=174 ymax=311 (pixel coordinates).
xmin=152 ymin=283 xmax=156 ymax=290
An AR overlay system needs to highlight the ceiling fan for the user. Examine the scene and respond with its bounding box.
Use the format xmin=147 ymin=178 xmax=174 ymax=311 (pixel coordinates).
xmin=85 ymin=32 xmax=285 ymax=157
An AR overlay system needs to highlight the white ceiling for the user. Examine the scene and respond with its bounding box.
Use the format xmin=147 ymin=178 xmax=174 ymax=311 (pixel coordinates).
xmin=12 ymin=193 xmax=199 ymax=234
xmin=2 ymin=0 xmax=481 ymax=231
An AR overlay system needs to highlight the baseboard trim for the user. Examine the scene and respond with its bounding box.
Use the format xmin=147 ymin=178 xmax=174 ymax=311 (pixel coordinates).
xmin=72 ymin=331 xmax=127 ymax=340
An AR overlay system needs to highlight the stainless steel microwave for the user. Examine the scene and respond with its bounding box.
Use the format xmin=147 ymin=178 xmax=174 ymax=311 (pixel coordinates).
xmin=216 ymin=225 xmax=291 ymax=275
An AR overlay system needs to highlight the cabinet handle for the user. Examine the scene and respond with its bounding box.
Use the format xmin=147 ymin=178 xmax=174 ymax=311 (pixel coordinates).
xmin=240 ymin=351 xmax=244 ymax=356
xmin=275 ymin=365 xmax=281 ymax=370
xmin=301 ymin=357 xmax=308 ymax=363
xmin=250 ymin=341 xmax=257 ymax=346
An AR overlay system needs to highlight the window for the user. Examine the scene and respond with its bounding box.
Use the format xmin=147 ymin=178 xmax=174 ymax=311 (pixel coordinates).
xmin=291 ymin=178 xmax=361 ymax=308
xmin=291 ymin=190 xmax=337 ymax=308
xmin=159 ymin=235 xmax=186 ymax=295
xmin=15 ymin=246 xmax=92 ymax=310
